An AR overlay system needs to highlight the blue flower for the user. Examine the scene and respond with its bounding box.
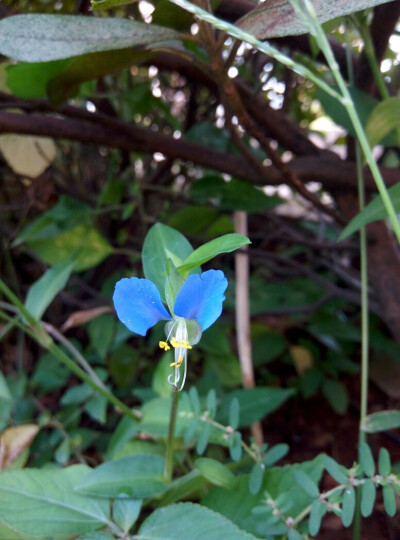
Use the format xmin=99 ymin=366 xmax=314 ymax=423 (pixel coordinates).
xmin=113 ymin=269 xmax=228 ymax=390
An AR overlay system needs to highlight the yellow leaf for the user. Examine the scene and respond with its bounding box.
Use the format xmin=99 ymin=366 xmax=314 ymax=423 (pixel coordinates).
xmin=0 ymin=133 xmax=56 ymax=177
xmin=0 ymin=424 xmax=40 ymax=470
xmin=290 ymin=345 xmax=313 ymax=375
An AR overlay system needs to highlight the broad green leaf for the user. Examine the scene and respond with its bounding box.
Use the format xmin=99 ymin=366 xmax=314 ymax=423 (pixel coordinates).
xmin=249 ymin=463 xmax=265 ymax=495
xmin=77 ymin=533 xmax=114 ymax=540
xmin=113 ymin=498 xmax=141 ymax=533
xmin=339 ymin=183 xmax=400 ymax=240
xmin=27 ymin=224 xmax=112 ymax=271
xmin=7 ymin=60 xmax=68 ymax=99
xmin=341 ymin=487 xmax=356 ymax=527
xmin=195 ymin=457 xmax=237 ymax=490
xmin=359 ymin=442 xmax=375 ymax=477
xmin=190 ymin=176 xmax=282 ymax=213
xmin=25 ymin=260 xmax=73 ymax=321
xmin=0 ymin=466 xmax=110 ymax=539
xmin=142 ymin=223 xmax=195 ymax=298
xmin=366 ymin=97 xmax=400 ymax=147
xmin=287 ymin=530 xmax=302 ymax=540
xmin=137 ymin=502 xmax=259 ymax=540
xmin=152 ymin=0 xmax=194 ymax=31
xmin=363 ymin=410 xmax=400 ymax=432
xmin=361 ymin=479 xmax=376 ymax=517
xmin=0 ymin=15 xmax=179 ymax=62
xmin=383 ymin=485 xmax=396 ymax=517
xmin=85 ymin=393 xmax=108 ymax=424
xmin=76 ymin=455 xmax=167 ymax=499
xmin=218 ymin=387 xmax=295 ymax=428
xmin=238 ymin=0 xmax=393 ymax=39
xmin=294 ymin=470 xmax=319 ymax=498
xmin=178 ymin=233 xmax=251 ymax=273
xmin=48 ymin=48 xmax=152 ymax=105
xmin=378 ymin=447 xmax=391 ymax=476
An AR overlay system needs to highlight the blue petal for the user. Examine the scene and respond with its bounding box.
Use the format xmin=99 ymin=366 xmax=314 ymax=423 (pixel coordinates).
xmin=113 ymin=277 xmax=171 ymax=336
xmin=174 ymin=270 xmax=228 ymax=331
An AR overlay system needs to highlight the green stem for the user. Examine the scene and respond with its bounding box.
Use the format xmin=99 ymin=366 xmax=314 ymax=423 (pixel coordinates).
xmin=165 ymin=389 xmax=180 ymax=481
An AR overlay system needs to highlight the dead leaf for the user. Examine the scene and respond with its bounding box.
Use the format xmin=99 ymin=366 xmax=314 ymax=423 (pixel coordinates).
xmin=61 ymin=306 xmax=113 ymax=332
xmin=290 ymin=345 xmax=313 ymax=375
xmin=0 ymin=424 xmax=40 ymax=470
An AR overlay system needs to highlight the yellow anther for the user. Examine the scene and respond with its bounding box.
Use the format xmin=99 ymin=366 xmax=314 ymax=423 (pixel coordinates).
xmin=170 ymin=355 xmax=183 ymax=367
xmin=159 ymin=341 xmax=170 ymax=351
xmin=170 ymin=337 xmax=192 ymax=349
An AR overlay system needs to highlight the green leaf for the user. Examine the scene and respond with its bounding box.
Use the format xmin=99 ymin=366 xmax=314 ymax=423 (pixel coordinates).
xmin=7 ymin=59 xmax=69 ymax=99
xmin=196 ymin=422 xmax=211 ymax=455
xmin=85 ymin=393 xmax=108 ymax=424
xmin=0 ymin=466 xmax=110 ymax=539
xmin=165 ymin=260 xmax=185 ymax=315
xmin=341 ymin=486 xmax=356 ymax=527
xmin=113 ymin=497 xmax=141 ymax=533
xmin=195 ymin=457 xmax=237 ymax=490
xmin=142 ymin=223 xmax=195 ymax=298
xmin=262 ymin=443 xmax=289 ymax=467
xmin=178 ymin=233 xmax=250 ymax=273
xmin=184 ymin=417 xmax=200 ymax=445
xmin=323 ymin=455 xmax=348 ymax=485
xmin=361 ymin=479 xmax=376 ymax=517
xmin=339 ymin=183 xmax=400 ymax=240
xmin=359 ymin=442 xmax=375 ymax=477
xmin=77 ymin=533 xmax=114 ymax=540
xmin=322 ymin=379 xmax=349 ymax=415
xmin=229 ymin=432 xmax=243 ymax=462
xmin=206 ymin=388 xmax=217 ymax=419
xmin=378 ymin=447 xmax=391 ymax=476
xmin=188 ymin=386 xmax=201 ymax=416
xmin=383 ymin=485 xmax=396 ymax=517
xmin=309 ymin=499 xmax=325 ymax=536
xmin=218 ymin=387 xmax=295 ymax=428
xmin=91 ymin=0 xmax=136 ymax=10
xmin=0 ymin=371 xmax=12 ymax=401
xmin=366 ymin=97 xmax=400 ymax=147
xmin=152 ymin=351 xmax=174 ymax=398
xmin=167 ymin=205 xmax=234 ymax=238
xmin=25 ymin=260 xmax=73 ymax=321
xmin=238 ymin=1 xmax=394 ymax=39
xmin=76 ymin=455 xmax=167 ymax=498
xmin=363 ymin=410 xmax=400 ymax=432
xmin=137 ymin=502 xmax=259 ymax=539
xmin=287 ymin=530 xmax=302 ymax=540
xmin=294 ymin=469 xmax=319 ymax=498
xmin=190 ymin=175 xmax=282 ymax=213
xmin=228 ymin=398 xmax=240 ymax=430
xmin=0 ymin=15 xmax=179 ymax=62
xmin=249 ymin=463 xmax=265 ymax=495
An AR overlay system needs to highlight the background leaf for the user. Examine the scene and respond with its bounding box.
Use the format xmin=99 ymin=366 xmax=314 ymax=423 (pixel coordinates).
xmin=366 ymin=97 xmax=400 ymax=147
xmin=0 ymin=15 xmax=179 ymax=62
xmin=363 ymin=410 xmax=400 ymax=432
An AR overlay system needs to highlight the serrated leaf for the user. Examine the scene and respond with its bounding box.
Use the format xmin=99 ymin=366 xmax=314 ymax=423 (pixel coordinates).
xmin=366 ymin=97 xmax=400 ymax=147
xmin=359 ymin=442 xmax=375 ymax=477
xmin=178 ymin=234 xmax=250 ymax=273
xmin=238 ymin=0 xmax=393 ymax=39
xmin=294 ymin=469 xmax=319 ymax=498
xmin=195 ymin=457 xmax=236 ymax=490
xmin=363 ymin=410 xmax=400 ymax=432
xmin=341 ymin=487 xmax=356 ymax=527
xmin=383 ymin=485 xmax=396 ymax=516
xmin=228 ymin=398 xmax=240 ymax=430
xmin=142 ymin=223 xmax=195 ymax=298
xmin=0 ymin=466 xmax=110 ymax=538
xmin=76 ymin=455 xmax=167 ymax=498
xmin=249 ymin=463 xmax=265 ymax=495
xmin=0 ymin=15 xmax=179 ymax=62
xmin=25 ymin=260 xmax=73 ymax=321
xmin=378 ymin=447 xmax=391 ymax=477
xmin=361 ymin=479 xmax=376 ymax=517
xmin=137 ymin=502 xmax=259 ymax=539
